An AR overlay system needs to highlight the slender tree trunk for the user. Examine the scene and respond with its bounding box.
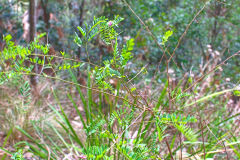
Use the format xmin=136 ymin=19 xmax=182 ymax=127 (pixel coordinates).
xmin=29 ymin=0 xmax=38 ymax=87
xmin=41 ymin=0 xmax=50 ymax=43
xmin=29 ymin=0 xmax=36 ymax=42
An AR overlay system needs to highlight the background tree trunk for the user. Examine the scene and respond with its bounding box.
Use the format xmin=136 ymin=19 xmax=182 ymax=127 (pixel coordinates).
xmin=29 ymin=0 xmax=36 ymax=42
xmin=41 ymin=0 xmax=50 ymax=43
xmin=29 ymin=0 xmax=38 ymax=88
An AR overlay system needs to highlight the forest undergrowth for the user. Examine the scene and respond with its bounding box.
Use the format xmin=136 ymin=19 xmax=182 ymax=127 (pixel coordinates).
xmin=0 ymin=0 xmax=240 ymax=160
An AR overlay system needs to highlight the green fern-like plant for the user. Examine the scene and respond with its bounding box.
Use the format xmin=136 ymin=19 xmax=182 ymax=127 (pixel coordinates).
xmin=0 ymin=33 xmax=50 ymax=84
xmin=73 ymin=15 xmax=130 ymax=91
xmin=155 ymin=113 xmax=198 ymax=142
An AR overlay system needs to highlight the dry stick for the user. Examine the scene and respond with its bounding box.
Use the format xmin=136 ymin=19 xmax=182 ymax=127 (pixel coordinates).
xmin=121 ymin=0 xmax=173 ymax=61
xmin=12 ymin=54 xmax=154 ymax=113
xmin=122 ymin=1 xmax=208 ymax=111
xmin=169 ymin=51 xmax=239 ymax=104
xmin=35 ymin=131 xmax=52 ymax=160
xmin=165 ymin=64 xmax=174 ymax=159
xmin=122 ymin=1 xmax=235 ymax=158
xmin=204 ymin=120 xmax=230 ymax=160
xmin=166 ymin=60 xmax=172 ymax=111
xmin=185 ymin=53 xmax=239 ymax=159
xmin=199 ymin=110 xmax=206 ymax=160
xmin=123 ymin=0 xmax=212 ymax=111
xmin=166 ymin=139 xmax=174 ymax=160
xmin=121 ymin=0 xmax=176 ymax=109
xmin=168 ymin=1 xmax=209 ymax=63
xmin=166 ymin=1 xmax=209 ymax=112
xmin=107 ymin=111 xmax=145 ymax=154
xmin=126 ymin=74 xmax=160 ymax=112
xmin=191 ymin=85 xmax=206 ymax=160
xmin=122 ymin=0 xmax=174 ymax=113
xmin=127 ymin=64 xmax=148 ymax=83
xmin=5 ymin=71 xmax=150 ymax=112
xmin=153 ymin=47 xmax=167 ymax=80
xmin=180 ymin=51 xmax=240 ymax=99
xmin=121 ymin=1 xmax=175 ymax=158
xmin=123 ymin=83 xmax=152 ymax=112
xmin=178 ymin=133 xmax=182 ymax=160
xmin=30 ymin=53 xmax=100 ymax=67
xmin=196 ymin=149 xmax=233 ymax=157
xmin=121 ymin=0 xmax=175 ymax=96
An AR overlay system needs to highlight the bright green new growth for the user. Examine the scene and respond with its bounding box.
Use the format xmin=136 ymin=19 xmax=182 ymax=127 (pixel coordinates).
xmin=11 ymin=149 xmax=24 ymax=160
xmin=0 ymin=33 xmax=50 ymax=84
xmin=161 ymin=30 xmax=173 ymax=45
